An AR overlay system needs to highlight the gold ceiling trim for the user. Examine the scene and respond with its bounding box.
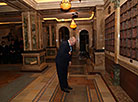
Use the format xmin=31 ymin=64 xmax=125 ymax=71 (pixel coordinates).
xmin=43 ymin=12 xmax=94 ymax=22
xmin=0 ymin=22 xmax=22 ymax=25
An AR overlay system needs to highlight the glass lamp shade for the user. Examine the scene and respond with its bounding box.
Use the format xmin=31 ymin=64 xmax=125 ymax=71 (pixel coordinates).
xmin=70 ymin=19 xmax=77 ymax=29
xmin=60 ymin=0 xmax=71 ymax=10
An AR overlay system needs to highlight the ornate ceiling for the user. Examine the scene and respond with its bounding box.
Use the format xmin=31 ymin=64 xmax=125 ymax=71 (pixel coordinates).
xmin=0 ymin=0 xmax=104 ymax=23
xmin=24 ymin=0 xmax=104 ymax=10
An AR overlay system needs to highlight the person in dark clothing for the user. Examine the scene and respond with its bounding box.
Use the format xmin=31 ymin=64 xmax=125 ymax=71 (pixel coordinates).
xmin=55 ymin=36 xmax=76 ymax=93
xmin=9 ymin=40 xmax=16 ymax=63
xmin=1 ymin=41 xmax=9 ymax=64
xmin=18 ymin=38 xmax=23 ymax=63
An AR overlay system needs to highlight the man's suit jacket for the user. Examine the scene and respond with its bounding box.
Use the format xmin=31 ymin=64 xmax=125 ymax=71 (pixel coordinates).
xmin=55 ymin=41 xmax=72 ymax=67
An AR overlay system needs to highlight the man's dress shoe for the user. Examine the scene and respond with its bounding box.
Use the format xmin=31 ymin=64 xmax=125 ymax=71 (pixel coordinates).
xmin=67 ymin=86 xmax=73 ymax=90
xmin=61 ymin=88 xmax=70 ymax=93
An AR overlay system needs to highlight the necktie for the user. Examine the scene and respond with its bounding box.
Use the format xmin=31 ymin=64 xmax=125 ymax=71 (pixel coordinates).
xmin=70 ymin=46 xmax=72 ymax=52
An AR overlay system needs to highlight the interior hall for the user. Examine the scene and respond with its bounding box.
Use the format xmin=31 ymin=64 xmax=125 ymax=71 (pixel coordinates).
xmin=0 ymin=0 xmax=138 ymax=102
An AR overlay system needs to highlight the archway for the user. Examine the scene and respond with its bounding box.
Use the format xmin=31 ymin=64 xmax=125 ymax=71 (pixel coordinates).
xmin=59 ymin=27 xmax=70 ymax=45
xmin=79 ymin=30 xmax=89 ymax=53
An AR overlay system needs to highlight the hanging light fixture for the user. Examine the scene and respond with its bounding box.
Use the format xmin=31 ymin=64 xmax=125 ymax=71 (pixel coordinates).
xmin=0 ymin=2 xmax=7 ymax=6
xmin=70 ymin=19 xmax=77 ymax=29
xmin=60 ymin=0 xmax=71 ymax=11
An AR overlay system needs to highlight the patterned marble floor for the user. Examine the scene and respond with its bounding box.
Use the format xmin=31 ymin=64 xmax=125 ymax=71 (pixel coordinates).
xmin=47 ymin=74 xmax=116 ymax=102
xmin=95 ymin=70 xmax=134 ymax=102
xmin=0 ymin=56 xmax=134 ymax=102
xmin=66 ymin=75 xmax=115 ymax=102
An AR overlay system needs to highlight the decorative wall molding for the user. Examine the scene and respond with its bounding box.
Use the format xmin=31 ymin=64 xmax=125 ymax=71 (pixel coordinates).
xmin=23 ymin=0 xmax=104 ymax=10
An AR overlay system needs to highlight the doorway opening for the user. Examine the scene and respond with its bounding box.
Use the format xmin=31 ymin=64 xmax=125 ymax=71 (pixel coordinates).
xmin=79 ymin=30 xmax=89 ymax=57
xmin=59 ymin=27 xmax=70 ymax=45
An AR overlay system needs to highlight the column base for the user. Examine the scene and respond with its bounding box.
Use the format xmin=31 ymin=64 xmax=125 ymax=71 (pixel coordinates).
xmin=22 ymin=62 xmax=47 ymax=71
xmin=22 ymin=51 xmax=47 ymax=71
xmin=94 ymin=51 xmax=105 ymax=70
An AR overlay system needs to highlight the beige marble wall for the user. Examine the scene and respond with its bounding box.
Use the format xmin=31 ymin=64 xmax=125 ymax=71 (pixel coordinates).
xmin=96 ymin=5 xmax=105 ymax=50
xmin=56 ymin=22 xmax=72 ymax=48
xmin=75 ymin=21 xmax=93 ymax=50
xmin=56 ymin=21 xmax=93 ymax=51
xmin=93 ymin=5 xmax=105 ymax=70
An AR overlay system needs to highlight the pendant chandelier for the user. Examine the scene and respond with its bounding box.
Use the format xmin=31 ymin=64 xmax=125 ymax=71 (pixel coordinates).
xmin=60 ymin=0 xmax=71 ymax=11
xmin=70 ymin=19 xmax=77 ymax=29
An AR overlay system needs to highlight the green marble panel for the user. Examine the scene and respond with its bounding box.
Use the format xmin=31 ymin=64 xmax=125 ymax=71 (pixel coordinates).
xmin=24 ymin=17 xmax=29 ymax=49
xmin=52 ymin=26 xmax=55 ymax=46
xmin=47 ymin=50 xmax=56 ymax=56
xmin=24 ymin=57 xmax=38 ymax=65
xmin=112 ymin=65 xmax=120 ymax=86
xmin=31 ymin=15 xmax=37 ymax=49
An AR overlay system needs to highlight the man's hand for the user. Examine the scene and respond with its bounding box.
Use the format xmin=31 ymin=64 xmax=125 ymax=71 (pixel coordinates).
xmin=69 ymin=51 xmax=72 ymax=55
xmin=69 ymin=61 xmax=72 ymax=66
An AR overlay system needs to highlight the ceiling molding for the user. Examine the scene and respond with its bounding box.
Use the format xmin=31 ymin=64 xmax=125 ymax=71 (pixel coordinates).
xmin=22 ymin=0 xmax=104 ymax=10
xmin=2 ymin=0 xmax=35 ymax=11
xmin=22 ymin=0 xmax=37 ymax=9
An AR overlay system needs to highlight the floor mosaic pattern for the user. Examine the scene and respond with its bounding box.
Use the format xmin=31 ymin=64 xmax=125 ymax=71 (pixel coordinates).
xmin=0 ymin=56 xmax=134 ymax=102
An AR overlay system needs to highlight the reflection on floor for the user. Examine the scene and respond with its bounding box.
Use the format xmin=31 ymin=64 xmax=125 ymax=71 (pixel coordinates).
xmin=0 ymin=56 xmax=134 ymax=102
xmin=0 ymin=65 xmax=36 ymax=102
xmin=0 ymin=71 xmax=22 ymax=87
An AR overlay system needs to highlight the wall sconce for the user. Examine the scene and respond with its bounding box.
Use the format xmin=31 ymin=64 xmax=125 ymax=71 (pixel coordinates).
xmin=70 ymin=19 xmax=77 ymax=29
xmin=60 ymin=0 xmax=71 ymax=11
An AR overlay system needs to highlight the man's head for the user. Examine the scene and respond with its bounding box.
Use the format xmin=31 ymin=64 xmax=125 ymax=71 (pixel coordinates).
xmin=69 ymin=36 xmax=77 ymax=46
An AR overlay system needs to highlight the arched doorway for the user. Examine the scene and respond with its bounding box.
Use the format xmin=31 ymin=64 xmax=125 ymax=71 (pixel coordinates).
xmin=59 ymin=27 xmax=69 ymax=45
xmin=79 ymin=30 xmax=89 ymax=53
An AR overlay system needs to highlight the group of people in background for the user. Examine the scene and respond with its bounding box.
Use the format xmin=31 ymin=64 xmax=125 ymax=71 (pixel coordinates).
xmin=0 ymin=38 xmax=23 ymax=64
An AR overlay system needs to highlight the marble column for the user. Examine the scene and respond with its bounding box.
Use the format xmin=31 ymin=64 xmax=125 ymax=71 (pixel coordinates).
xmin=22 ymin=11 xmax=47 ymax=71
xmin=95 ymin=5 xmax=105 ymax=50
xmin=114 ymin=8 xmax=120 ymax=64
xmin=94 ymin=5 xmax=105 ymax=70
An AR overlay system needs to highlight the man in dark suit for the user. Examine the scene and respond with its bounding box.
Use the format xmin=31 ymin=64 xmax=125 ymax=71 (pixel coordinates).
xmin=55 ymin=36 xmax=76 ymax=93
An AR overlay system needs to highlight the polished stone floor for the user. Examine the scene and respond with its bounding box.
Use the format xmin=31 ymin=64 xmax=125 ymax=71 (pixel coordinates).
xmin=96 ymin=70 xmax=134 ymax=102
xmin=0 ymin=55 xmax=134 ymax=102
